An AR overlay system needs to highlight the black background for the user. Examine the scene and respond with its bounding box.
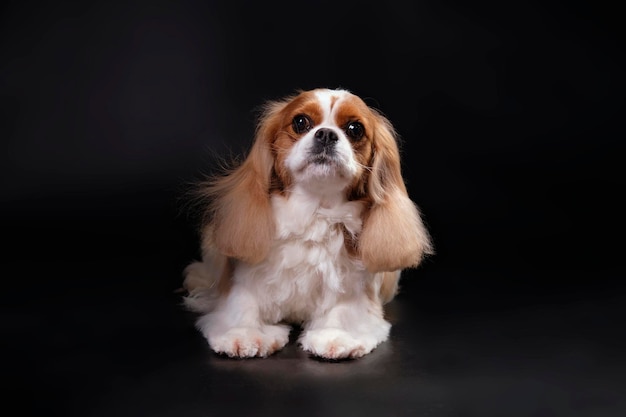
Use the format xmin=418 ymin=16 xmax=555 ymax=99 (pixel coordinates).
xmin=2 ymin=1 xmax=624 ymax=416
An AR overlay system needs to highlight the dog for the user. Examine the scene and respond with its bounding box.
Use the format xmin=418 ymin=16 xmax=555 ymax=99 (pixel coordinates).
xmin=182 ymin=88 xmax=433 ymax=359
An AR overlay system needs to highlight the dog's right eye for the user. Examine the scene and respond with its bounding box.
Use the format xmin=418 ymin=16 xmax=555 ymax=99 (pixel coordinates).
xmin=292 ymin=115 xmax=312 ymax=134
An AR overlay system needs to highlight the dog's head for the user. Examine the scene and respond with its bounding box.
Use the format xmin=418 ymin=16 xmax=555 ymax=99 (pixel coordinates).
xmin=201 ymin=88 xmax=433 ymax=271
xmin=268 ymin=88 xmax=378 ymax=198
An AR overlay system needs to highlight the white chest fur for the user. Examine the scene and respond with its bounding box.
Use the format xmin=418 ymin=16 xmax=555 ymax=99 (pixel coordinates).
xmin=234 ymin=188 xmax=367 ymax=323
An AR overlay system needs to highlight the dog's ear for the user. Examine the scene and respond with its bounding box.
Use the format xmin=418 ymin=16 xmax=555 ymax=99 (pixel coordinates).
xmin=359 ymin=113 xmax=433 ymax=272
xmin=200 ymin=101 xmax=286 ymax=264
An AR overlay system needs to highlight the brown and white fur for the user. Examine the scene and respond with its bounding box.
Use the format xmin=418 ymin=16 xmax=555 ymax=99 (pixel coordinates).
xmin=183 ymin=88 xmax=433 ymax=359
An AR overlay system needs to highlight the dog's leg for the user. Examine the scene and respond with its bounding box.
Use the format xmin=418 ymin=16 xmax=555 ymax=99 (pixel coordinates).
xmin=195 ymin=286 xmax=291 ymax=358
xmin=298 ymin=295 xmax=391 ymax=360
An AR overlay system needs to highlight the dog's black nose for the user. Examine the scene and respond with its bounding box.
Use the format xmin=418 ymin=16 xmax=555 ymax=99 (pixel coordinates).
xmin=314 ymin=128 xmax=338 ymax=147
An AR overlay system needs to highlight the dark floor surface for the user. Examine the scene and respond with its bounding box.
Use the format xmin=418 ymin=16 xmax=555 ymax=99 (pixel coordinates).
xmin=3 ymin=205 xmax=625 ymax=417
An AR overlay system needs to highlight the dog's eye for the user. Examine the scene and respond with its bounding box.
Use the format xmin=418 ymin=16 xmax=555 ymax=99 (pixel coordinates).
xmin=345 ymin=121 xmax=365 ymax=141
xmin=292 ymin=115 xmax=313 ymax=134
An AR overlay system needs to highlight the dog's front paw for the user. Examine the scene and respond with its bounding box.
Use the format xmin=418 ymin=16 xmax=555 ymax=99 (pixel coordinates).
xmin=299 ymin=328 xmax=378 ymax=360
xmin=209 ymin=325 xmax=290 ymax=358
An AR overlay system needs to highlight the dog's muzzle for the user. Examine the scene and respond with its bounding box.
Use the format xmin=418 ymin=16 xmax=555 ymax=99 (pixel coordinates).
xmin=310 ymin=128 xmax=338 ymax=162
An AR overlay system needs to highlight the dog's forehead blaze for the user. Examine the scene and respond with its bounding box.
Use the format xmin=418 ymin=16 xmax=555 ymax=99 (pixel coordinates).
xmin=329 ymin=94 xmax=340 ymax=110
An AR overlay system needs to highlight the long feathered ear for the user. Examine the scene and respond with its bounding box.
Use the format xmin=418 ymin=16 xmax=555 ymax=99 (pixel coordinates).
xmin=359 ymin=113 xmax=434 ymax=272
xmin=199 ymin=102 xmax=285 ymax=264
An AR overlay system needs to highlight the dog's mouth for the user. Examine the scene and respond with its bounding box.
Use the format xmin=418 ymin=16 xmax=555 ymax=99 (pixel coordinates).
xmin=307 ymin=152 xmax=347 ymax=172
xmin=301 ymin=152 xmax=349 ymax=178
xmin=309 ymin=152 xmax=338 ymax=165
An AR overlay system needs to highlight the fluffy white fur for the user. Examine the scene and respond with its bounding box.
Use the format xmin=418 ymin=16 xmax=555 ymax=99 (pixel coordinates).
xmin=183 ymin=88 xmax=433 ymax=359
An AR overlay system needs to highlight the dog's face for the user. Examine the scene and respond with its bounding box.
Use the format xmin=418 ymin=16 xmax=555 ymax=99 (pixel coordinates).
xmin=247 ymin=89 xmax=388 ymax=200
xmin=269 ymin=89 xmax=375 ymax=194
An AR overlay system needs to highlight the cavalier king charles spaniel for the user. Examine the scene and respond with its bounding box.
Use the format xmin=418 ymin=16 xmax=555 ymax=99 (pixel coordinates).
xmin=183 ymin=88 xmax=433 ymax=359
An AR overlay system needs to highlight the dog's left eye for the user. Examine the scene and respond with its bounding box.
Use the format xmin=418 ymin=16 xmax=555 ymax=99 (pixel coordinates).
xmin=292 ymin=115 xmax=313 ymax=134
xmin=345 ymin=121 xmax=365 ymax=141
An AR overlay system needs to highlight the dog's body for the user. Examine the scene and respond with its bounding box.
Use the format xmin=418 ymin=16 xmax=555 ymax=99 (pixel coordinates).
xmin=183 ymin=88 xmax=432 ymax=359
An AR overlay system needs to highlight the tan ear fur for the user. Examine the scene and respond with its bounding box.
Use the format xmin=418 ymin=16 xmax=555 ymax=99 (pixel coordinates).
xmin=200 ymin=102 xmax=285 ymax=264
xmin=359 ymin=113 xmax=434 ymax=272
